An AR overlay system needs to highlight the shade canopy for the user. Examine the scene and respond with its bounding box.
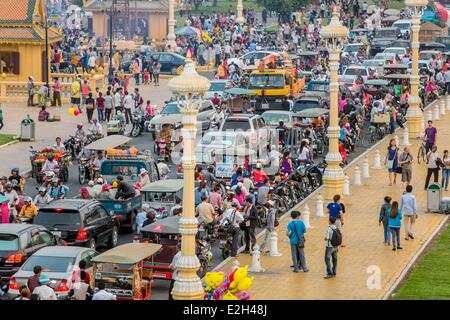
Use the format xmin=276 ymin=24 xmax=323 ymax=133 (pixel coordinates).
xmin=140 ymin=179 xmax=184 ymax=193
xmin=364 ymin=79 xmax=390 ymax=86
xmin=91 ymin=243 xmax=162 ymax=264
xmin=141 ymin=215 xmax=181 ymax=235
xmin=214 ymin=146 xmax=256 ymax=156
xmin=294 ymin=108 xmax=329 ymax=118
xmin=149 ymin=114 xmax=183 ymax=125
xmin=175 ymin=26 xmax=198 ymax=37
xmin=84 ymin=135 xmax=132 ymax=150
xmin=224 ymin=88 xmax=257 ymax=95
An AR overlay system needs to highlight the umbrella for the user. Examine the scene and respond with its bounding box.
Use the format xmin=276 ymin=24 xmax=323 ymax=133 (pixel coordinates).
xmin=214 ymin=146 xmax=256 ymax=156
xmin=141 ymin=215 xmax=181 ymax=234
xmin=224 ymin=88 xmax=257 ymax=95
xmin=294 ymin=108 xmax=329 ymax=118
xmin=149 ymin=114 xmax=183 ymax=126
xmin=175 ymin=26 xmax=198 ymax=37
xmin=384 ymin=9 xmax=400 ymax=16
xmin=364 ymin=79 xmax=390 ymax=86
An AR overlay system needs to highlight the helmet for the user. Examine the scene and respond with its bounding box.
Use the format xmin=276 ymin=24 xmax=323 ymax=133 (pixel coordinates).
xmin=77 ymin=123 xmax=83 ymax=129
xmin=207 ymin=165 xmax=215 ymax=173
xmin=38 ymin=186 xmax=47 ymax=193
xmin=24 ymin=197 xmax=32 ymax=203
xmin=47 ymin=153 xmax=55 ymax=161
xmin=96 ymin=178 xmax=104 ymax=184
xmin=11 ymin=168 xmax=19 ymax=174
xmin=88 ymin=180 xmax=95 ymax=187
xmin=5 ymin=182 xmax=12 ymax=189
xmin=256 ymin=162 xmax=262 ymax=169
xmin=39 ymin=275 xmax=50 ymax=285
xmin=51 ymin=177 xmax=59 ymax=183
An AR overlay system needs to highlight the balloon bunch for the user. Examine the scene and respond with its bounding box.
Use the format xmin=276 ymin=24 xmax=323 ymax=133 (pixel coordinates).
xmin=204 ymin=265 xmax=254 ymax=300
xmin=68 ymin=107 xmax=80 ymax=117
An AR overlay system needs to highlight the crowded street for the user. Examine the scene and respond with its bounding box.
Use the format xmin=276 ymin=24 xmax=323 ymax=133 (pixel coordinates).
xmin=0 ymin=0 xmax=450 ymax=304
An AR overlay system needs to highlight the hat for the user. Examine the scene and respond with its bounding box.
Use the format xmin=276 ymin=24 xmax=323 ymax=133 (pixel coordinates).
xmin=96 ymin=177 xmax=104 ymax=184
xmin=256 ymin=162 xmax=262 ymax=169
xmin=267 ymin=200 xmax=275 ymax=206
xmin=39 ymin=275 xmax=50 ymax=285
xmin=24 ymin=197 xmax=32 ymax=203
xmin=140 ymin=168 xmax=148 ymax=175
xmin=88 ymin=180 xmax=95 ymax=187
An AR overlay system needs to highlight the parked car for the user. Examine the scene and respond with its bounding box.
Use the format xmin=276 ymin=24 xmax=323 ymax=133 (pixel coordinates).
xmin=33 ymin=199 xmax=120 ymax=250
xmin=218 ymin=114 xmax=271 ymax=155
xmin=8 ymin=246 xmax=98 ymax=300
xmin=122 ymin=52 xmax=186 ymax=75
xmin=204 ymin=80 xmax=233 ymax=100
xmin=0 ymin=224 xmax=59 ymax=280
xmin=227 ymin=50 xmax=279 ymax=69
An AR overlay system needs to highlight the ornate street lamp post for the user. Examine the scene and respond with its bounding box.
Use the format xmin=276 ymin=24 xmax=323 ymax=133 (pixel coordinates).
xmin=320 ymin=8 xmax=349 ymax=200
xmin=168 ymin=55 xmax=210 ymax=300
xmin=405 ymin=0 xmax=428 ymax=138
xmin=236 ymin=0 xmax=245 ymax=25
xmin=166 ymin=0 xmax=177 ymax=50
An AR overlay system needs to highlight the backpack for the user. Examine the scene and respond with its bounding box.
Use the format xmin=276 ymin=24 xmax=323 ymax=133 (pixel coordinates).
xmin=330 ymin=227 xmax=342 ymax=247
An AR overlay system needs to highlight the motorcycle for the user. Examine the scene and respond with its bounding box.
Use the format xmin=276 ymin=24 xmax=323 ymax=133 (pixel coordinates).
xmin=217 ymin=225 xmax=234 ymax=260
xmin=196 ymin=239 xmax=212 ymax=278
xmin=131 ymin=112 xmax=145 ymax=137
xmin=64 ymin=135 xmax=83 ymax=160
xmin=19 ymin=216 xmax=34 ymax=224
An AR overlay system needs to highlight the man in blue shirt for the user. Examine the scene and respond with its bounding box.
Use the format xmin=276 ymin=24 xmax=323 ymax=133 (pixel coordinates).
xmin=286 ymin=211 xmax=308 ymax=273
xmin=327 ymin=194 xmax=345 ymax=246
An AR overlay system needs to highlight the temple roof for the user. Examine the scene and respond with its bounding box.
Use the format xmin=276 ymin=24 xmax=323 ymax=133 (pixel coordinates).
xmin=0 ymin=26 xmax=61 ymax=44
xmin=85 ymin=0 xmax=169 ymax=13
xmin=0 ymin=0 xmax=37 ymax=24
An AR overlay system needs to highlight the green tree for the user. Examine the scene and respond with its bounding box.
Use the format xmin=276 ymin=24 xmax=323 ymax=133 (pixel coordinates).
xmin=256 ymin=0 xmax=308 ymax=14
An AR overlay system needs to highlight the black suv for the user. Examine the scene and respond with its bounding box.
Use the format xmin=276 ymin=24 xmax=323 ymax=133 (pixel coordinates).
xmin=0 ymin=224 xmax=58 ymax=279
xmin=33 ymin=199 xmax=119 ymax=250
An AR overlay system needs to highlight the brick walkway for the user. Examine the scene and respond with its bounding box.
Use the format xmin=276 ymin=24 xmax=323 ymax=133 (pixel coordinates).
xmin=221 ymin=102 xmax=449 ymax=300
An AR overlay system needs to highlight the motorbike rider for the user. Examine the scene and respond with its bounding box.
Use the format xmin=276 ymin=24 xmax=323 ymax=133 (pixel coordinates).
xmin=90 ymin=150 xmax=105 ymax=178
xmin=157 ymin=157 xmax=170 ymax=179
xmin=156 ymin=124 xmax=173 ymax=156
xmin=41 ymin=153 xmax=59 ymax=177
xmin=8 ymin=168 xmax=23 ymax=192
xmin=53 ymin=137 xmax=66 ymax=152
xmin=48 ymin=178 xmax=66 ymax=200
xmin=34 ymin=186 xmax=53 ymax=208
xmin=219 ymin=202 xmax=244 ymax=257
xmin=18 ymin=197 xmax=38 ymax=223
xmin=252 ymin=162 xmax=269 ymax=187
xmin=75 ymin=123 xmax=86 ymax=142
xmin=203 ymin=166 xmax=225 ymax=191
xmin=276 ymin=121 xmax=287 ymax=147
xmin=211 ymin=92 xmax=221 ymax=106
xmin=89 ymin=119 xmax=103 ymax=136
xmin=4 ymin=183 xmax=19 ymax=222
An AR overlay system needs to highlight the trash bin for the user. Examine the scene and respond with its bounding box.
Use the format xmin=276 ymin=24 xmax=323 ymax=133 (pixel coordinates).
xmin=20 ymin=115 xmax=35 ymax=141
xmin=427 ymin=183 xmax=442 ymax=212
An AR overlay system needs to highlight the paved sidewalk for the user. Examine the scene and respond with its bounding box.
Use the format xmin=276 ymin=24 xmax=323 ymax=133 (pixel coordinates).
xmin=0 ymin=79 xmax=172 ymax=176
xmin=221 ymin=104 xmax=449 ymax=299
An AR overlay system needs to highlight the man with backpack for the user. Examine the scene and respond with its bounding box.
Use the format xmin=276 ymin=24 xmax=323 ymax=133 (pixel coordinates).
xmin=324 ymin=216 xmax=342 ymax=279
xmin=286 ymin=211 xmax=308 ymax=273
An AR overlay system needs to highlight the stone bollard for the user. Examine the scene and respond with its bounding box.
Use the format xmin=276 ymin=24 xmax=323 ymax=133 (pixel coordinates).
xmin=343 ymin=175 xmax=350 ymax=196
xmin=353 ymin=165 xmax=362 ymax=186
xmin=301 ymin=204 xmax=312 ymax=228
xmin=426 ymin=109 xmax=433 ymax=123
xmin=372 ymin=149 xmax=382 ymax=169
xmin=316 ymin=194 xmax=324 ymax=217
xmin=440 ymin=98 xmax=446 ymax=116
xmin=248 ymin=245 xmax=265 ymax=272
xmin=446 ymin=94 xmax=450 ymax=111
xmin=362 ymin=157 xmax=370 ymax=178
xmin=268 ymin=231 xmax=282 ymax=256
xmin=402 ymin=128 xmax=411 ymax=146
xmin=433 ymin=102 xmax=440 ymax=120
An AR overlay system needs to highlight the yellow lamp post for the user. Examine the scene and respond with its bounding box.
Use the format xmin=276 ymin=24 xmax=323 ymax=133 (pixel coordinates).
xmin=405 ymin=0 xmax=428 ymax=138
xmin=320 ymin=8 xmax=349 ymax=200
xmin=168 ymin=54 xmax=210 ymax=300
xmin=166 ymin=0 xmax=177 ymax=50
xmin=236 ymin=0 xmax=245 ymax=25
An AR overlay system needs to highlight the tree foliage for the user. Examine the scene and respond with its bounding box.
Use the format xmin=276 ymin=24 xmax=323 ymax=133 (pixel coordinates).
xmin=256 ymin=0 xmax=309 ymax=14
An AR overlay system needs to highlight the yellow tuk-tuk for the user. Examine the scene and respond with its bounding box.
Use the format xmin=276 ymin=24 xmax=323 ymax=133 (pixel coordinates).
xmin=91 ymin=243 xmax=162 ymax=300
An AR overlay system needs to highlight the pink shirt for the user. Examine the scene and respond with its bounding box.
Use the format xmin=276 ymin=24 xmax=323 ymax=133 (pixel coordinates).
xmin=208 ymin=192 xmax=223 ymax=210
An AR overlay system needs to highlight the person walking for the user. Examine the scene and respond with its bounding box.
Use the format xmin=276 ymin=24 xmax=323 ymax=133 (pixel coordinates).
xmin=324 ymin=216 xmax=341 ymax=279
xmin=71 ymin=76 xmax=82 ymax=113
xmin=384 ymin=138 xmax=399 ymax=186
xmin=258 ymin=200 xmax=277 ymax=254
xmin=286 ymin=211 xmax=308 ymax=273
xmin=123 ymin=91 xmax=133 ymax=125
xmin=400 ymin=185 xmax=418 ymax=241
xmin=51 ymin=77 xmax=62 ymax=107
xmin=104 ymin=90 xmax=113 ymax=122
xmin=423 ymin=120 xmax=437 ymax=154
xmin=242 ymin=195 xmax=258 ymax=254
xmin=85 ymin=92 xmax=96 ymax=123
xmin=379 ymin=196 xmax=392 ymax=246
xmin=399 ymin=147 xmax=413 ymax=187
xmin=153 ymin=59 xmax=161 ymax=86
xmin=388 ymin=201 xmax=403 ymax=251
xmin=27 ymin=76 xmax=36 ymax=106
xmin=96 ymin=91 xmax=105 ymax=123
xmin=424 ymin=145 xmax=440 ymax=189
xmin=326 ymin=194 xmax=345 ymax=246
xmin=441 ymin=150 xmax=450 ymax=191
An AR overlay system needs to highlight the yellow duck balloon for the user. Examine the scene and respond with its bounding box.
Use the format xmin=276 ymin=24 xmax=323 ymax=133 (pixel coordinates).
xmin=204 ymin=271 xmax=225 ymax=292
xmin=229 ymin=265 xmax=249 ymax=292
xmin=236 ymin=276 xmax=255 ymax=292
xmin=222 ymin=291 xmax=239 ymax=300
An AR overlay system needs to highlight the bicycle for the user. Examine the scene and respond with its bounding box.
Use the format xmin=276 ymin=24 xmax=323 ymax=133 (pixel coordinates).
xmin=362 ymin=123 xmax=387 ymax=148
xmin=417 ymin=138 xmax=427 ymax=164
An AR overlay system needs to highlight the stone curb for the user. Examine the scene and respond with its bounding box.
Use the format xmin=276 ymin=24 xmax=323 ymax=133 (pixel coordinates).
xmin=0 ymin=138 xmax=20 ymax=150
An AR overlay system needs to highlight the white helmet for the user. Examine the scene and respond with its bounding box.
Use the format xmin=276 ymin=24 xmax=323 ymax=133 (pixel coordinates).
xmin=96 ymin=177 xmax=104 ymax=184
xmin=45 ymin=171 xmax=55 ymax=177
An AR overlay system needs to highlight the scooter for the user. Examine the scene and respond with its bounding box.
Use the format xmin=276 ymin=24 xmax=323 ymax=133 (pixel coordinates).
xmin=131 ymin=112 xmax=145 ymax=137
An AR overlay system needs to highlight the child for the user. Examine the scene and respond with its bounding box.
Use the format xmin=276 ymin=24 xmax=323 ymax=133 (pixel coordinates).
xmin=143 ymin=69 xmax=150 ymax=85
xmin=145 ymin=100 xmax=155 ymax=117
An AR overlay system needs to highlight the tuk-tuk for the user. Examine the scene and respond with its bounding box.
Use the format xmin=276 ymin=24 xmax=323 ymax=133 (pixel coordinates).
xmin=141 ymin=216 xmax=211 ymax=280
xmin=383 ymin=64 xmax=407 ymax=75
xmin=224 ymin=88 xmax=257 ymax=113
xmin=364 ymin=79 xmax=390 ymax=97
xmin=140 ymin=179 xmax=184 ymax=219
xmin=107 ymin=120 xmax=125 ymax=136
xmin=293 ymin=108 xmax=329 ymax=155
xmin=420 ymin=42 xmax=446 ymax=52
xmin=436 ymin=36 xmax=450 ymax=51
xmin=91 ymin=243 xmax=162 ymax=300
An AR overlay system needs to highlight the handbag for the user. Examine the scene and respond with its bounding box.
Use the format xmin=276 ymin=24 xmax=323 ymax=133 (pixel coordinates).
xmin=395 ymin=166 xmax=403 ymax=174
xmin=226 ymin=210 xmax=238 ymax=234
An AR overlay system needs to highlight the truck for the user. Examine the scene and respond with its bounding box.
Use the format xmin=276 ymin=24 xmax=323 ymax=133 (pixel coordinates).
xmin=97 ymin=195 xmax=143 ymax=233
